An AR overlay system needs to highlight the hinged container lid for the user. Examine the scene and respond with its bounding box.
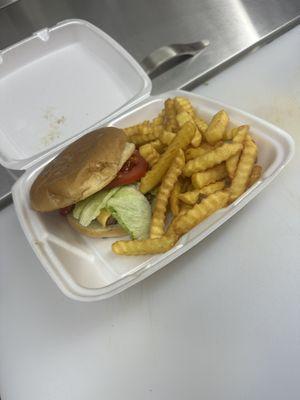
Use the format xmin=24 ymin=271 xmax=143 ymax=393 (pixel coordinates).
xmin=0 ymin=19 xmax=152 ymax=170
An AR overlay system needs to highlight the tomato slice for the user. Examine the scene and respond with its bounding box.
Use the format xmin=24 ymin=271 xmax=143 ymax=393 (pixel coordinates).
xmin=107 ymin=150 xmax=148 ymax=188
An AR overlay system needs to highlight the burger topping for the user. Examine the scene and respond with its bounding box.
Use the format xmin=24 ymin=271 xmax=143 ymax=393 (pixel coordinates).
xmin=73 ymin=187 xmax=119 ymax=227
xmin=72 ymin=185 xmax=151 ymax=240
xmin=106 ymin=150 xmax=148 ymax=188
xmin=96 ymin=208 xmax=117 ymax=227
xmin=106 ymin=185 xmax=151 ymax=239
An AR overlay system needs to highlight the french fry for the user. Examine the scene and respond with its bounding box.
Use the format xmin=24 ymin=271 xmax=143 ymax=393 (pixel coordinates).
xmin=184 ymin=143 xmax=242 ymax=177
xmin=176 ymin=110 xmax=193 ymax=127
xmin=166 ymin=203 xmax=192 ymax=236
xmin=160 ymin=130 xmax=176 ymax=145
xmin=174 ymin=96 xmax=195 ymax=116
xmin=149 ymin=139 xmax=165 ymax=153
xmin=205 ymin=110 xmax=229 ymax=145
xmin=176 ymin=111 xmax=202 ymax=148
xmin=185 ymin=145 xmax=213 ymax=161
xmin=198 ymin=180 xmax=226 ymax=196
xmin=178 ymin=202 xmax=193 ymax=215
xmin=192 ymin=164 xmax=227 ymax=189
xmin=128 ymin=126 xmax=161 ymax=145
xmin=226 ymin=125 xmax=248 ymax=178
xmin=112 ymin=233 xmax=178 ymax=255
xmin=164 ymin=98 xmax=178 ymax=132
xmin=170 ymin=180 xmax=182 ymax=216
xmin=223 ymin=127 xmax=238 ymax=141
xmin=229 ymin=136 xmax=257 ymax=202
xmin=178 ymin=189 xmax=200 ymax=205
xmin=123 ymin=121 xmax=150 ymax=137
xmin=200 ymin=142 xmax=215 ymax=151
xmin=173 ymin=191 xmax=229 ymax=236
xmin=191 ymin=128 xmax=202 ymax=147
xmin=247 ymin=164 xmax=262 ymax=188
xmin=194 ymin=117 xmax=208 ymax=134
xmin=139 ymin=143 xmax=160 ymax=167
xmin=178 ymin=179 xmax=226 ymax=204
xmin=140 ymin=122 xmax=195 ymax=193
xmin=150 ymin=149 xmax=185 ymax=239
xmin=115 ymin=97 xmax=262 ymax=256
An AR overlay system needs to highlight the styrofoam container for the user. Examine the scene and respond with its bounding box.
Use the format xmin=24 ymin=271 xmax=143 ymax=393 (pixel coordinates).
xmin=0 ymin=19 xmax=151 ymax=170
xmin=4 ymin=20 xmax=294 ymax=301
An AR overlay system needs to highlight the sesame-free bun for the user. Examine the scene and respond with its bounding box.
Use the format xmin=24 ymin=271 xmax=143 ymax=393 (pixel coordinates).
xmin=66 ymin=214 xmax=126 ymax=238
xmin=30 ymin=127 xmax=135 ymax=212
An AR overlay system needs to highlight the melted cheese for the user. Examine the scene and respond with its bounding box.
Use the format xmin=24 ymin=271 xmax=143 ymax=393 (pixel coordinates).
xmin=96 ymin=208 xmax=112 ymax=227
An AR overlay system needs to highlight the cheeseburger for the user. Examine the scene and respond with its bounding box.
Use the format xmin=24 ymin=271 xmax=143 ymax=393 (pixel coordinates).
xmin=30 ymin=127 xmax=152 ymax=239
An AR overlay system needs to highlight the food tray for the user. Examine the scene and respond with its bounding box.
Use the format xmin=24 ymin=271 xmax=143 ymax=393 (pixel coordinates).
xmin=12 ymin=89 xmax=294 ymax=301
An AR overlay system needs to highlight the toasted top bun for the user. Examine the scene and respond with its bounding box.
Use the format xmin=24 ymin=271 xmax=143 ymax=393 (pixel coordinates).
xmin=30 ymin=127 xmax=135 ymax=212
xmin=66 ymin=214 xmax=126 ymax=238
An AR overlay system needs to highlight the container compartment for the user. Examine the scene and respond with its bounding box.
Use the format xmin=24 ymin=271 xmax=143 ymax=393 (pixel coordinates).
xmin=12 ymin=90 xmax=294 ymax=301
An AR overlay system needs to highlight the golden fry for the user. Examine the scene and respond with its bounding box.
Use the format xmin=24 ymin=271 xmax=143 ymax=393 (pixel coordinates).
xmin=173 ymin=191 xmax=229 ymax=236
xmin=128 ymin=128 xmax=160 ymax=146
xmin=198 ymin=180 xmax=226 ymax=196
xmin=112 ymin=233 xmax=178 ymax=255
xmin=123 ymin=120 xmax=150 ymax=137
xmin=140 ymin=122 xmax=195 ymax=193
xmin=170 ymin=180 xmax=182 ymax=216
xmin=139 ymin=143 xmax=160 ymax=167
xmin=176 ymin=110 xmax=193 ymax=127
xmin=166 ymin=202 xmax=192 ymax=236
xmin=184 ymin=143 xmax=242 ymax=177
xmin=150 ymin=149 xmax=185 ymax=239
xmin=223 ymin=127 xmax=238 ymax=141
xmin=226 ymin=125 xmax=248 ymax=178
xmin=178 ymin=189 xmax=200 ymax=205
xmin=247 ymin=164 xmax=262 ymax=188
xmin=176 ymin=111 xmax=202 ymax=148
xmin=185 ymin=145 xmax=213 ymax=161
xmin=164 ymin=98 xmax=178 ymax=132
xmin=178 ymin=180 xmax=226 ymax=205
xmin=229 ymin=136 xmax=257 ymax=202
xmin=149 ymin=139 xmax=165 ymax=153
xmin=204 ymin=110 xmax=229 ymax=145
xmin=191 ymin=128 xmax=202 ymax=147
xmin=174 ymin=96 xmax=195 ymax=116
xmin=192 ymin=164 xmax=227 ymax=189
xmin=194 ymin=117 xmax=208 ymax=133
xmin=160 ymin=130 xmax=176 ymax=145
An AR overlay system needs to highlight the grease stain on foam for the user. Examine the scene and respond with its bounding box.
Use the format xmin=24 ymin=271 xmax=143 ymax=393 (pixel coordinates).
xmin=41 ymin=107 xmax=66 ymax=147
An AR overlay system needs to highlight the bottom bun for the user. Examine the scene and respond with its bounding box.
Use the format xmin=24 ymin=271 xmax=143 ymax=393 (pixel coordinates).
xmin=67 ymin=214 xmax=126 ymax=238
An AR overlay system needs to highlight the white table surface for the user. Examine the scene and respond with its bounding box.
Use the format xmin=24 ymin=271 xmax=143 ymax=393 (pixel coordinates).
xmin=1 ymin=26 xmax=300 ymax=400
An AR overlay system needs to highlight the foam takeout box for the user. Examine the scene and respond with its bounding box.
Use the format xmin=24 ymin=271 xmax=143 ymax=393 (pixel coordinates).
xmin=0 ymin=19 xmax=294 ymax=301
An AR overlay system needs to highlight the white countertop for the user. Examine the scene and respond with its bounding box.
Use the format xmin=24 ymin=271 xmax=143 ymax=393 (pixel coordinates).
xmin=0 ymin=26 xmax=299 ymax=400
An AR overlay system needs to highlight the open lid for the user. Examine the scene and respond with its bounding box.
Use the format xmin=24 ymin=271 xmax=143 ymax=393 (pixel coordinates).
xmin=0 ymin=19 xmax=152 ymax=170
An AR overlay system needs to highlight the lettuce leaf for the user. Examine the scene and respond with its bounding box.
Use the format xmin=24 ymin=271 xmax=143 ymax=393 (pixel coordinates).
xmin=106 ymin=185 xmax=151 ymax=239
xmin=73 ymin=187 xmax=120 ymax=227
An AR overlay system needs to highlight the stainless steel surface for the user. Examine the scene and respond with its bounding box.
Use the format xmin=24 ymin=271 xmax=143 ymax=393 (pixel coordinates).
xmin=155 ymin=16 xmax=300 ymax=94
xmin=141 ymin=40 xmax=209 ymax=78
xmin=0 ymin=166 xmax=21 ymax=209
xmin=0 ymin=0 xmax=299 ymax=209
xmin=0 ymin=0 xmax=299 ymax=87
xmin=0 ymin=0 xmax=18 ymax=10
